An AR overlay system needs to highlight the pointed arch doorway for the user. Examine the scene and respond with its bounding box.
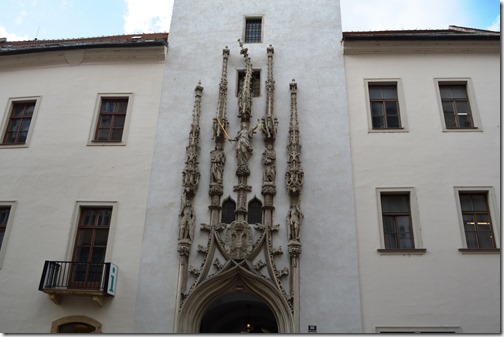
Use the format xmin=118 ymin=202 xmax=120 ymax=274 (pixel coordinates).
xmin=200 ymin=292 xmax=278 ymax=333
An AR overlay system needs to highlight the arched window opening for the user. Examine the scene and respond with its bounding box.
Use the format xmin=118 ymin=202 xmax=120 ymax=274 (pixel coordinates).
xmin=248 ymin=198 xmax=263 ymax=225
xmin=51 ymin=315 xmax=102 ymax=333
xmin=221 ymin=198 xmax=236 ymax=224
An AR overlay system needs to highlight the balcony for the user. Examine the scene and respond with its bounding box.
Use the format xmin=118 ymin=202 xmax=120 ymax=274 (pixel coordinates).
xmin=39 ymin=261 xmax=117 ymax=306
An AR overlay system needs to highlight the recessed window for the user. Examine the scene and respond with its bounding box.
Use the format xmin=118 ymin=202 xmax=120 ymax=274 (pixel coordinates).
xmin=459 ymin=192 xmax=496 ymax=249
xmin=244 ymin=18 xmax=262 ymax=43
xmin=1 ymin=99 xmax=39 ymax=145
xmin=439 ymin=83 xmax=474 ymax=129
xmin=0 ymin=206 xmax=10 ymax=252
xmin=221 ymin=198 xmax=236 ymax=224
xmin=369 ymin=84 xmax=401 ymax=129
xmin=93 ymin=97 xmax=129 ymax=142
xmin=237 ymin=70 xmax=261 ymax=97
xmin=247 ymin=198 xmax=263 ymax=224
xmin=380 ymin=193 xmax=414 ymax=249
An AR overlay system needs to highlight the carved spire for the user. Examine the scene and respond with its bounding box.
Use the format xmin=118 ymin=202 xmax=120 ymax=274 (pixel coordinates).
xmin=178 ymin=82 xmax=204 ymax=255
xmin=181 ymin=82 xmax=204 ymax=198
xmin=261 ymin=44 xmax=277 ymax=140
xmin=285 ymin=80 xmax=303 ymax=197
xmin=212 ymin=46 xmax=230 ymax=141
xmin=237 ymin=39 xmax=253 ymax=122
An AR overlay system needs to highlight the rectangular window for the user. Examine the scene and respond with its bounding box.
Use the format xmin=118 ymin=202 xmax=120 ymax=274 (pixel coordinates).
xmin=439 ymin=84 xmax=474 ymax=129
xmin=244 ymin=18 xmax=262 ymax=43
xmin=71 ymin=207 xmax=111 ymax=288
xmin=237 ymin=70 xmax=261 ymax=97
xmin=369 ymin=84 xmax=401 ymax=129
xmin=93 ymin=97 xmax=129 ymax=142
xmin=0 ymin=207 xmax=10 ymax=252
xmin=381 ymin=193 xmax=414 ymax=249
xmin=459 ymin=192 xmax=496 ymax=249
xmin=2 ymin=100 xmax=36 ymax=144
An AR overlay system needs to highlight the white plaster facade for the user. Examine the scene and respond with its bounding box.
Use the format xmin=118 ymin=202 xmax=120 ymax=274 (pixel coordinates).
xmin=343 ymin=32 xmax=501 ymax=333
xmin=0 ymin=39 xmax=166 ymax=333
xmin=134 ymin=0 xmax=362 ymax=333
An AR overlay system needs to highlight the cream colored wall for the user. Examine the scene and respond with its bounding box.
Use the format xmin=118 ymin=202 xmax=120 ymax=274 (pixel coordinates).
xmin=345 ymin=50 xmax=500 ymax=333
xmin=0 ymin=50 xmax=165 ymax=333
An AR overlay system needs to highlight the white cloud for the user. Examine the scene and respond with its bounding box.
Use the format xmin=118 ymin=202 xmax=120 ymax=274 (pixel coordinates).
xmin=123 ymin=0 xmax=173 ymax=34
xmin=0 ymin=26 xmax=30 ymax=41
xmin=487 ymin=14 xmax=501 ymax=31
xmin=340 ymin=0 xmax=469 ymax=31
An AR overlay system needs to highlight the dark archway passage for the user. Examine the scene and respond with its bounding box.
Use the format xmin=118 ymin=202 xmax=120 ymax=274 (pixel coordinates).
xmin=199 ymin=292 xmax=278 ymax=333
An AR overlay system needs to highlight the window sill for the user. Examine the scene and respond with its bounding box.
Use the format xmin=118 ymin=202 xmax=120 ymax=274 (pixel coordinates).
xmin=442 ymin=127 xmax=482 ymax=132
xmin=87 ymin=141 xmax=126 ymax=147
xmin=458 ymin=248 xmax=500 ymax=254
xmin=377 ymin=248 xmax=426 ymax=255
xmin=0 ymin=143 xmax=29 ymax=149
xmin=369 ymin=128 xmax=408 ymax=133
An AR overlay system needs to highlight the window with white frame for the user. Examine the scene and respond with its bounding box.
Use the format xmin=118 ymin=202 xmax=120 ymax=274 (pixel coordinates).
xmin=377 ymin=188 xmax=424 ymax=252
xmin=435 ymin=79 xmax=481 ymax=131
xmin=89 ymin=94 xmax=132 ymax=145
xmin=1 ymin=97 xmax=40 ymax=147
xmin=244 ymin=17 xmax=263 ymax=43
xmin=455 ymin=188 xmax=499 ymax=250
xmin=0 ymin=202 xmax=15 ymax=268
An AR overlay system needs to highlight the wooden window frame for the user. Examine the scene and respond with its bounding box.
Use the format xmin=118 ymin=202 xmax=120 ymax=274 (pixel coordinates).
xmin=51 ymin=315 xmax=102 ymax=333
xmin=376 ymin=188 xmax=424 ymax=253
xmin=88 ymin=93 xmax=133 ymax=146
xmin=454 ymin=187 xmax=500 ymax=251
xmin=365 ymin=80 xmax=408 ymax=133
xmin=0 ymin=202 xmax=15 ymax=269
xmin=244 ymin=17 xmax=263 ymax=44
xmin=368 ymin=83 xmax=402 ymax=129
xmin=434 ymin=79 xmax=482 ymax=132
xmin=0 ymin=97 xmax=41 ymax=148
xmin=439 ymin=84 xmax=474 ymax=129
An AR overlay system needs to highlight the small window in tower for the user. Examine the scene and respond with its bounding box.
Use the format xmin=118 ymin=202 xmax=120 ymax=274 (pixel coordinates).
xmin=244 ymin=17 xmax=262 ymax=43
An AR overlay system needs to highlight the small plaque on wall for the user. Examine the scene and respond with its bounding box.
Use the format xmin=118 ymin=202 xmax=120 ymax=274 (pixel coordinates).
xmin=308 ymin=325 xmax=317 ymax=333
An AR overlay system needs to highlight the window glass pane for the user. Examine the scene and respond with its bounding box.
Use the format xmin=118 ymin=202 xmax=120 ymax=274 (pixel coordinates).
xmin=91 ymin=247 xmax=106 ymax=263
xmin=221 ymin=199 xmax=236 ymax=224
xmin=399 ymin=233 xmax=413 ymax=248
xmin=0 ymin=208 xmax=9 ymax=225
xmin=371 ymin=102 xmax=384 ymax=117
xmin=386 ymin=116 xmax=400 ymax=128
xmin=25 ymin=104 xmax=35 ymax=116
xmin=17 ymin=132 xmax=27 ymax=143
xmin=21 ymin=119 xmax=31 ymax=131
xmin=4 ymin=132 xmax=17 ymax=144
xmin=7 ymin=119 xmax=21 ymax=132
xmin=465 ymin=232 xmax=478 ymax=248
xmin=245 ymin=18 xmax=262 ymax=43
xmin=383 ymin=216 xmax=396 ymax=233
xmin=382 ymin=86 xmax=397 ymax=99
xmin=478 ymin=232 xmax=495 ymax=248
xmin=94 ymin=230 xmax=109 ymax=246
xmin=476 ymin=214 xmax=491 ymax=225
xmin=444 ymin=113 xmax=456 ymax=128
xmin=439 ymin=86 xmax=453 ymax=98
xmin=0 ymin=230 xmax=4 ymax=251
xmin=77 ymin=230 xmax=92 ymax=246
xmin=58 ymin=322 xmax=96 ymax=333
xmin=381 ymin=195 xmax=395 ymax=212
xmin=463 ymin=214 xmax=476 ymax=232
xmin=96 ymin=129 xmax=110 ymax=141
xmin=452 ymin=86 xmax=467 ymax=98
xmin=455 ymin=102 xmax=468 ymax=115
xmin=459 ymin=194 xmax=473 ymax=211
xmin=397 ymin=216 xmax=411 ymax=233
xmin=369 ymin=87 xmax=382 ymax=99
xmin=248 ymin=199 xmax=262 ymax=224
xmin=116 ymin=100 xmax=128 ymax=113
xmin=384 ymin=233 xmax=397 ymax=249
xmin=458 ymin=115 xmax=472 ymax=128
xmin=111 ymin=129 xmax=123 ymax=141
xmin=75 ymin=247 xmax=90 ymax=262
xmin=98 ymin=115 xmax=112 ymax=128
xmin=471 ymin=194 xmax=488 ymax=211
xmin=385 ymin=102 xmax=398 ymax=116
xmin=12 ymin=104 xmax=26 ymax=117
xmin=114 ymin=116 xmax=125 ymax=128
xmin=394 ymin=195 xmax=410 ymax=212
xmin=442 ymin=102 xmax=454 ymax=114
xmin=97 ymin=209 xmax=111 ymax=226
xmin=102 ymin=100 xmax=114 ymax=112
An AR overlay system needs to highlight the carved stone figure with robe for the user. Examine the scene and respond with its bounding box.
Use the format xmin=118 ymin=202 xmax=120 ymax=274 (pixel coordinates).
xmin=179 ymin=201 xmax=195 ymax=241
xmin=233 ymin=123 xmax=257 ymax=166
xmin=262 ymin=144 xmax=276 ymax=183
xmin=210 ymin=143 xmax=225 ymax=184
xmin=287 ymin=204 xmax=303 ymax=241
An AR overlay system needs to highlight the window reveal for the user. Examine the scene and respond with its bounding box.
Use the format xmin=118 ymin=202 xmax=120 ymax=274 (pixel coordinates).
xmin=439 ymin=84 xmax=474 ymax=128
xmin=2 ymin=101 xmax=35 ymax=144
xmin=381 ymin=193 xmax=414 ymax=249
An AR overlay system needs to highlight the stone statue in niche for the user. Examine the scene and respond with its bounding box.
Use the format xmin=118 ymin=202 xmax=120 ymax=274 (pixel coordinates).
xmin=262 ymin=144 xmax=276 ymax=183
xmin=210 ymin=143 xmax=225 ymax=184
xmin=179 ymin=200 xmax=195 ymax=241
xmin=224 ymin=220 xmax=253 ymax=260
xmin=287 ymin=204 xmax=303 ymax=241
xmin=232 ymin=122 xmax=257 ymax=166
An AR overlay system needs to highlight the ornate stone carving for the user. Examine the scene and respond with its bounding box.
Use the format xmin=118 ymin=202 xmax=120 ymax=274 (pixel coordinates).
xmin=237 ymin=39 xmax=253 ymax=121
xmin=179 ymin=200 xmax=195 ymax=241
xmin=177 ymin=241 xmax=191 ymax=257
xmin=210 ymin=142 xmax=225 ymax=185
xmin=287 ymin=203 xmax=303 ymax=242
xmin=285 ymin=80 xmax=304 ymax=197
xmin=223 ymin=220 xmax=253 ymax=260
xmin=232 ymin=122 xmax=258 ymax=167
xmin=212 ymin=47 xmax=230 ymax=141
xmin=182 ymin=82 xmax=203 ymax=197
xmin=262 ymin=144 xmax=276 ymax=183
xmin=253 ymin=259 xmax=266 ymax=271
xmin=260 ymin=45 xmax=278 ymax=140
xmin=213 ymin=258 xmax=223 ymax=271
xmin=276 ymin=267 xmax=289 ymax=279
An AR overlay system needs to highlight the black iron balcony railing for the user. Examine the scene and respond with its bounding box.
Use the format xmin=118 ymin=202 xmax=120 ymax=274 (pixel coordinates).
xmin=39 ymin=261 xmax=117 ymax=305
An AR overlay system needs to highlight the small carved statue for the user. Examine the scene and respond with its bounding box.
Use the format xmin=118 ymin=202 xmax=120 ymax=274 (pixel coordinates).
xmin=179 ymin=201 xmax=195 ymax=241
xmin=232 ymin=122 xmax=257 ymax=166
xmin=210 ymin=143 xmax=225 ymax=184
xmin=287 ymin=204 xmax=303 ymax=241
xmin=262 ymin=144 xmax=276 ymax=183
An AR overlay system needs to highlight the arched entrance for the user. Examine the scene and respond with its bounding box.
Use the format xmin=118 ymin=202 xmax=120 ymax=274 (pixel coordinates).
xmin=200 ymin=292 xmax=278 ymax=333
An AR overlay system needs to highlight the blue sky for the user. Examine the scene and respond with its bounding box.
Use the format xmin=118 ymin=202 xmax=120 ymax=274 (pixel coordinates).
xmin=0 ymin=0 xmax=500 ymax=41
